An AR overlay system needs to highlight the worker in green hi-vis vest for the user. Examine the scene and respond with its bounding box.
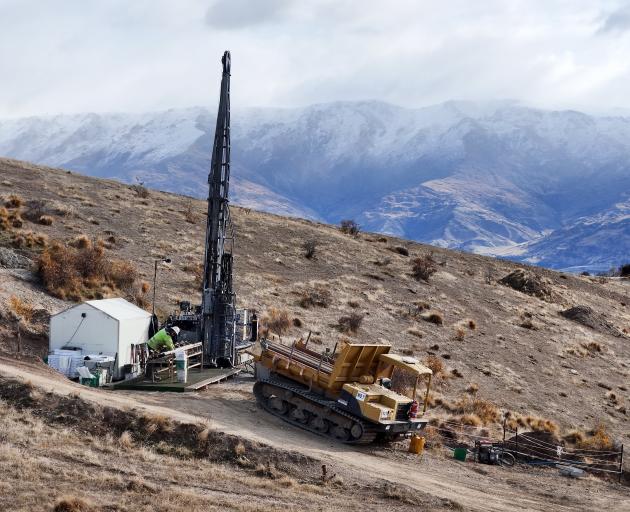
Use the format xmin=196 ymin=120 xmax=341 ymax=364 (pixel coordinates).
xmin=147 ymin=326 xmax=179 ymax=354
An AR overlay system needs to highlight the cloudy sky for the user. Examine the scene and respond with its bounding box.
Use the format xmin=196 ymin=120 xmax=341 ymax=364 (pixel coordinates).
xmin=2 ymin=0 xmax=630 ymax=117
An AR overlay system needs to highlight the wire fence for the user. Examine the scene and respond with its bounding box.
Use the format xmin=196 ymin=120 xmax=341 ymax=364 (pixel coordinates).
xmin=426 ymin=419 xmax=625 ymax=482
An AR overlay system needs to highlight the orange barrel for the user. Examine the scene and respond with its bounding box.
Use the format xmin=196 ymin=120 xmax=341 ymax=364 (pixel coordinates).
xmin=409 ymin=434 xmax=425 ymax=454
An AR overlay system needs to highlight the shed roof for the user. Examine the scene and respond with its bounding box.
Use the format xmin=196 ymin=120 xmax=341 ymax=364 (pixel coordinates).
xmin=84 ymin=298 xmax=152 ymax=321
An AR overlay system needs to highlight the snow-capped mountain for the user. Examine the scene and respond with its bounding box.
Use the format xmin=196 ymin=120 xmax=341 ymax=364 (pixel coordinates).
xmin=1 ymin=100 xmax=628 ymax=271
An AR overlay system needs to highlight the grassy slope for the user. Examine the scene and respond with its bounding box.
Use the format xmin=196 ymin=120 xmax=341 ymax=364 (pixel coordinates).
xmin=0 ymin=157 xmax=628 ymax=444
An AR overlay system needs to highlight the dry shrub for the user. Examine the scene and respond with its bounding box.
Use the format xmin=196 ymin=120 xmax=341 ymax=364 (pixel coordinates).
xmin=183 ymin=200 xmax=196 ymax=223
xmin=234 ymin=441 xmax=246 ymax=456
xmin=389 ymin=246 xmax=409 ymax=256
xmin=411 ymin=252 xmax=437 ymax=281
xmin=292 ymin=317 xmax=302 ymax=327
xmin=53 ymin=496 xmax=94 ymax=512
xmin=347 ymin=299 xmax=360 ymax=308
xmin=451 ymin=396 xmax=500 ymax=425
xmin=261 ymin=308 xmax=291 ymax=336
xmin=406 ymin=327 xmax=423 ymax=338
xmin=339 ymin=219 xmax=359 ymax=236
xmin=118 ymin=430 xmax=134 ymax=449
xmin=563 ymin=430 xmax=585 ymax=445
xmin=338 ymin=313 xmax=363 ymax=333
xmin=576 ymin=424 xmax=613 ymax=450
xmin=183 ymin=261 xmax=204 ymax=289
xmin=506 ymin=414 xmax=559 ymax=434
xmin=459 ymin=414 xmax=482 ymax=427
xmin=466 ymin=383 xmax=479 ymax=394
xmin=0 ymin=207 xmax=9 ymax=230
xmin=303 ymin=239 xmax=318 ymax=259
xmin=582 ymin=341 xmax=602 ymax=354
xmin=8 ymin=295 xmax=33 ymax=322
xmin=298 ymin=286 xmax=331 ymax=308
xmin=0 ymin=206 xmax=23 ymax=230
xmin=38 ymin=215 xmax=53 ymax=225
xmin=468 ymin=319 xmax=477 ymax=330
xmin=38 ymin=239 xmax=147 ymax=304
xmin=131 ymin=182 xmax=149 ymax=198
xmin=4 ymin=194 xmax=23 ymax=208
xmin=70 ymin=234 xmax=91 ymax=249
xmin=424 ymin=355 xmax=444 ymax=377
xmin=421 ymin=310 xmax=443 ymax=325
xmin=12 ymin=230 xmax=47 ymax=249
xmin=454 ymin=327 xmax=466 ymax=341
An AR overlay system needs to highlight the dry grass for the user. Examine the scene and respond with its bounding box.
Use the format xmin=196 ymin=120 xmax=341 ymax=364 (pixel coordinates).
xmin=454 ymin=327 xmax=466 ymax=341
xmin=130 ymin=182 xmax=149 ymax=198
xmin=411 ymin=252 xmax=437 ymax=281
xmin=406 ymin=327 xmax=423 ymax=338
xmin=8 ymin=295 xmax=34 ymax=322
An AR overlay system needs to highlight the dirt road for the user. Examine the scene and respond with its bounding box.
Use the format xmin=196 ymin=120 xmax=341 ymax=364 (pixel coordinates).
xmin=1 ymin=358 xmax=627 ymax=512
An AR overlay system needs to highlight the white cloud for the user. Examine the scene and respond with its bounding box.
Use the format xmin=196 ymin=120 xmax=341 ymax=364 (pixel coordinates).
xmin=1 ymin=0 xmax=630 ymax=117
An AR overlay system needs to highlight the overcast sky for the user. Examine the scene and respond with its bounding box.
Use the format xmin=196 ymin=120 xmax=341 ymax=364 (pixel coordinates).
xmin=2 ymin=0 xmax=630 ymax=117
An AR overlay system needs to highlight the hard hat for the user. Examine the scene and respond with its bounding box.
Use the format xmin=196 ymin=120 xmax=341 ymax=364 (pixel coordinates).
xmin=171 ymin=326 xmax=181 ymax=335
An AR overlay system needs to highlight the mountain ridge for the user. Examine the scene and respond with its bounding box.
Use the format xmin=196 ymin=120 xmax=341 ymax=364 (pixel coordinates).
xmin=1 ymin=100 xmax=628 ymax=271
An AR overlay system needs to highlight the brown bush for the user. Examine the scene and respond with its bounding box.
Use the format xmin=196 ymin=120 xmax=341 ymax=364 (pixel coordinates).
xmin=131 ymin=182 xmax=149 ymax=198
xmin=347 ymin=299 xmax=360 ymax=308
xmin=339 ymin=219 xmax=359 ymax=236
xmin=338 ymin=313 xmax=363 ymax=333
xmin=37 ymin=239 xmax=146 ymax=304
xmin=411 ymin=252 xmax=437 ymax=281
xmin=8 ymin=295 xmax=33 ymax=322
xmin=454 ymin=327 xmax=466 ymax=341
xmin=452 ymin=396 xmax=500 ymax=425
xmin=70 ymin=234 xmax=91 ymax=249
xmin=420 ymin=310 xmax=443 ymax=325
xmin=12 ymin=230 xmax=48 ymax=249
xmin=406 ymin=327 xmax=423 ymax=338
xmin=466 ymin=383 xmax=479 ymax=394
xmin=468 ymin=319 xmax=477 ymax=330
xmin=303 ymin=239 xmax=318 ymax=259
xmin=4 ymin=194 xmax=23 ymax=208
xmin=424 ymin=355 xmax=444 ymax=376
xmin=183 ymin=200 xmax=196 ymax=223
xmin=261 ymin=308 xmax=291 ymax=336
xmin=37 ymin=215 xmax=53 ymax=225
xmin=459 ymin=414 xmax=482 ymax=427
xmin=292 ymin=317 xmax=302 ymax=327
xmin=298 ymin=286 xmax=331 ymax=308
xmin=389 ymin=246 xmax=409 ymax=256
xmin=53 ymin=496 xmax=94 ymax=512
xmin=0 ymin=207 xmax=9 ymax=230
xmin=577 ymin=424 xmax=613 ymax=450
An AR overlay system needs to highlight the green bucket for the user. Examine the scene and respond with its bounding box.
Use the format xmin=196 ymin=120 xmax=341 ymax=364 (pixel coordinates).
xmin=453 ymin=448 xmax=467 ymax=461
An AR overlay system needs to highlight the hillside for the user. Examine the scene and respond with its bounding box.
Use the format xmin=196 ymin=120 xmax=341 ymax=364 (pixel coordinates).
xmin=0 ymin=157 xmax=629 ymax=510
xmin=1 ymin=101 xmax=629 ymax=271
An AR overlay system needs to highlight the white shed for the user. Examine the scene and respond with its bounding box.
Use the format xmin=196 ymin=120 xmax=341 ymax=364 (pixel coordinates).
xmin=49 ymin=298 xmax=152 ymax=380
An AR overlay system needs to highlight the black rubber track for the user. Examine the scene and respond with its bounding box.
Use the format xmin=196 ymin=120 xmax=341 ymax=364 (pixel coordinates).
xmin=254 ymin=379 xmax=378 ymax=445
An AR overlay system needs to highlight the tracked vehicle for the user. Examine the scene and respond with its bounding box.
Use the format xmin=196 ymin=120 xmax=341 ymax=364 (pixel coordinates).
xmin=253 ymin=338 xmax=432 ymax=444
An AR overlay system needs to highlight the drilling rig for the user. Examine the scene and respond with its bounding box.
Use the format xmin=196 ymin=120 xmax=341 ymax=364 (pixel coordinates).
xmin=165 ymin=51 xmax=250 ymax=368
